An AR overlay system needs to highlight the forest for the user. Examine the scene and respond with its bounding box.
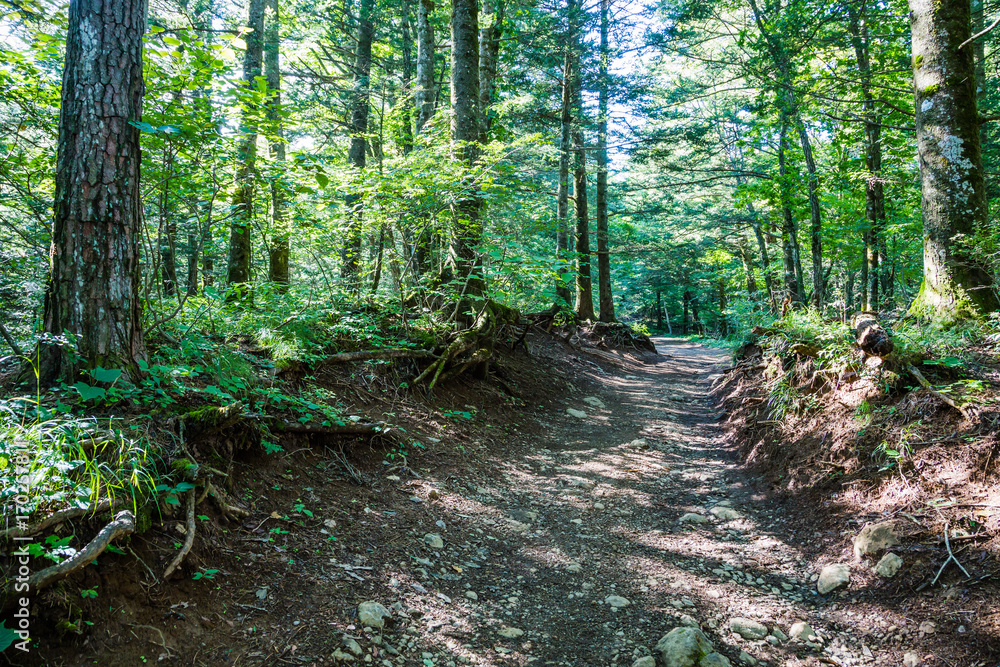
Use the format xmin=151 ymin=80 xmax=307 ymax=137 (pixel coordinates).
xmin=2 ymin=0 xmax=1000 ymax=664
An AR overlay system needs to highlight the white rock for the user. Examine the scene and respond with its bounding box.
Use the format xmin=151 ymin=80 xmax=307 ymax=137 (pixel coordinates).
xmin=605 ymin=595 xmax=631 ymax=608
xmin=583 ymin=396 xmax=606 ymax=409
xmin=631 ymin=658 xmax=656 ymax=667
xmin=918 ymin=621 xmax=936 ymax=634
xmin=770 ymin=628 xmax=788 ymax=642
xmin=789 ymin=622 xmax=814 ymax=641
xmin=424 ymin=533 xmax=445 ymax=549
xmin=729 ymin=618 xmax=768 ymax=640
xmin=854 ymin=522 xmax=899 ymax=559
xmin=654 ymin=627 xmax=730 ymax=667
xmin=567 ymin=408 xmax=588 ymax=419
xmin=342 ymin=636 xmax=363 ymax=656
xmin=902 ymin=652 xmax=921 ymax=667
xmin=594 ymin=502 xmax=605 ymax=510
xmin=497 ymin=626 xmax=524 ymax=638
xmin=874 ymin=552 xmax=903 ymax=578
xmin=817 ymin=564 xmax=851 ymax=594
xmin=710 ymin=506 xmax=741 ymax=521
xmin=738 ymin=651 xmax=756 ymax=665
xmin=464 ymin=591 xmax=478 ymax=600
xmin=680 ymin=513 xmax=710 ymax=524
xmin=358 ymin=601 xmax=391 ymax=629
xmin=567 ymin=562 xmax=582 ymax=573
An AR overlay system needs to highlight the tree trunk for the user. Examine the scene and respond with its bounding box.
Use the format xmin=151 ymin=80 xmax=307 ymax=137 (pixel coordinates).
xmin=226 ymin=0 xmax=265 ymax=293
xmin=656 ymin=290 xmax=664 ymax=330
xmin=415 ymin=0 xmax=436 ymax=134
xmin=399 ymin=0 xmax=415 ymax=153
xmin=908 ymin=0 xmax=1000 ymax=319
xmin=160 ymin=145 xmax=178 ymax=297
xmin=718 ymin=278 xmax=728 ymax=336
xmin=738 ymin=238 xmax=759 ymax=297
xmin=341 ymin=0 xmax=374 ymax=290
xmin=478 ymin=0 xmax=504 ymax=143
xmin=568 ymin=0 xmax=594 ymax=321
xmin=777 ymin=117 xmax=804 ymax=304
xmin=682 ymin=290 xmax=690 ymax=335
xmin=266 ymin=0 xmax=289 ymax=290
xmin=446 ymin=0 xmax=484 ymax=296
xmin=595 ymin=0 xmax=615 ymax=322
xmin=555 ymin=46 xmax=573 ymax=307
xmin=796 ymin=120 xmax=823 ymax=307
xmin=36 ymin=0 xmax=148 ymax=383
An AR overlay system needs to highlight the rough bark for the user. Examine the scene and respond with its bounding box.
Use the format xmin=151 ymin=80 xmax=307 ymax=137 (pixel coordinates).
xmin=446 ymin=0 xmax=484 ymax=296
xmin=34 ymin=0 xmax=148 ymax=383
xmin=341 ymin=0 xmax=375 ymax=290
xmin=595 ymin=0 xmax=615 ymax=322
xmin=266 ymin=0 xmax=289 ymax=290
xmin=853 ymin=312 xmax=894 ymax=357
xmin=738 ymin=238 xmax=759 ymax=297
xmin=569 ymin=0 xmax=594 ymax=321
xmin=160 ymin=145 xmax=178 ymax=298
xmin=226 ymin=0 xmax=265 ymax=293
xmin=796 ymin=121 xmax=823 ymax=306
xmin=415 ymin=0 xmax=436 ymax=134
xmin=777 ymin=117 xmax=803 ymax=304
xmin=908 ymin=0 xmax=1000 ymax=320
xmin=400 ymin=0 xmax=415 ymax=154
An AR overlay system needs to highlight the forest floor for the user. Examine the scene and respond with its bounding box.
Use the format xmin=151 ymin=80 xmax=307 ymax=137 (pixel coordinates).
xmin=20 ymin=335 xmax=1000 ymax=667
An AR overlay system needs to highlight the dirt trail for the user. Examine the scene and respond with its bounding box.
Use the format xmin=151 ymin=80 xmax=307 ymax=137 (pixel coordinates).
xmin=37 ymin=338 xmax=996 ymax=666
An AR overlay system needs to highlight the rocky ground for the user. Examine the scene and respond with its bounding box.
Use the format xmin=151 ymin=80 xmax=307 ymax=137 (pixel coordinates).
xmin=24 ymin=336 xmax=1000 ymax=666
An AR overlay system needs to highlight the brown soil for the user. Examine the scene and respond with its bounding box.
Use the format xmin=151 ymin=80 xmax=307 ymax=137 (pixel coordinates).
xmin=10 ymin=335 xmax=1000 ymax=667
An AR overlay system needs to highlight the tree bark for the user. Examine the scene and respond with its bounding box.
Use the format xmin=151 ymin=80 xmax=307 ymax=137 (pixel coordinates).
xmin=796 ymin=121 xmax=823 ymax=307
xmin=908 ymin=0 xmax=1000 ymax=319
xmin=555 ymin=45 xmax=573 ymax=307
xmin=341 ymin=0 xmax=375 ymax=290
xmin=446 ymin=0 xmax=484 ymax=296
xmin=568 ymin=0 xmax=594 ymax=321
xmin=415 ymin=0 xmax=436 ymax=134
xmin=226 ymin=0 xmax=265 ymax=294
xmin=400 ymin=0 xmax=415 ymax=154
xmin=160 ymin=145 xmax=178 ymax=297
xmin=595 ymin=0 xmax=615 ymax=322
xmin=266 ymin=0 xmax=289 ymax=290
xmin=777 ymin=116 xmax=804 ymax=304
xmin=35 ymin=0 xmax=148 ymax=383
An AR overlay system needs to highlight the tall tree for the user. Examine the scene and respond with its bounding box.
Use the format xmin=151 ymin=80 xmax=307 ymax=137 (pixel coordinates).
xmin=554 ymin=20 xmax=574 ymax=307
xmin=341 ymin=0 xmax=375 ymax=289
xmin=226 ymin=0 xmax=265 ymax=292
xmin=478 ymin=0 xmax=505 ymax=142
xmin=35 ymin=0 xmax=148 ymax=382
xmin=415 ymin=0 xmax=436 ymax=134
xmin=595 ymin=0 xmax=615 ymax=322
xmin=446 ymin=0 xmax=484 ymax=295
xmin=908 ymin=0 xmax=999 ymax=319
xmin=569 ymin=0 xmax=594 ymax=321
xmin=266 ymin=0 xmax=289 ymax=290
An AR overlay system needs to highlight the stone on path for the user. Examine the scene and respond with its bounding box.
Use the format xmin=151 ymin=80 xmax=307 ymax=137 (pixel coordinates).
xmin=854 ymin=522 xmax=899 ymax=559
xmin=604 ymin=595 xmax=631 ymax=608
xmin=497 ymin=626 xmax=524 ymax=639
xmin=817 ymin=563 xmax=851 ymax=594
xmin=631 ymin=658 xmax=656 ymax=667
xmin=874 ymin=552 xmax=903 ymax=578
xmin=583 ymin=396 xmax=606 ymax=409
xmin=341 ymin=636 xmax=363 ymax=656
xmin=738 ymin=650 xmax=757 ymax=665
xmin=358 ymin=601 xmax=392 ymax=629
xmin=788 ymin=622 xmax=815 ymax=641
xmin=903 ymin=652 xmax=921 ymax=667
xmin=567 ymin=408 xmax=588 ymax=419
xmin=654 ymin=627 xmax=731 ymax=667
xmin=424 ymin=533 xmax=444 ymax=549
xmin=729 ymin=617 xmax=768 ymax=640
xmin=710 ymin=506 xmax=741 ymax=521
xmin=680 ymin=513 xmax=710 ymax=524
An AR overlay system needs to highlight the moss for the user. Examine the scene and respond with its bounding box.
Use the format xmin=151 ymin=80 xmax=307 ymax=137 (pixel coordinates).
xmin=914 ymin=54 xmax=923 ymax=68
xmin=921 ymin=83 xmax=939 ymax=97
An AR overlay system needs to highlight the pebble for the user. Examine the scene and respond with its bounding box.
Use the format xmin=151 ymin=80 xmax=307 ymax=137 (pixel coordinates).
xmin=424 ymin=533 xmax=445 ymax=549
xmin=789 ymin=622 xmax=815 ymax=641
xmin=358 ymin=601 xmax=392 ymax=629
xmin=710 ymin=506 xmax=741 ymax=521
xmin=605 ymin=595 xmax=631 ymax=608
xmin=874 ymin=552 xmax=903 ymax=578
xmin=817 ymin=564 xmax=851 ymax=594
xmin=497 ymin=626 xmax=524 ymax=638
xmin=465 ymin=591 xmax=478 ymax=600
xmin=679 ymin=512 xmax=710 ymax=524
xmin=729 ymin=617 xmax=768 ymax=640
xmin=567 ymin=408 xmax=588 ymax=419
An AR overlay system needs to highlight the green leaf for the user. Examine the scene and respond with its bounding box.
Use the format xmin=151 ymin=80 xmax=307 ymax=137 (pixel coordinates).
xmin=316 ymin=172 xmax=329 ymax=189
xmin=0 ymin=621 xmax=18 ymax=652
xmin=91 ymin=366 xmax=122 ymax=383
xmin=72 ymin=382 xmax=106 ymax=401
xmin=231 ymin=37 xmax=247 ymax=50
xmin=162 ymin=36 xmax=181 ymax=46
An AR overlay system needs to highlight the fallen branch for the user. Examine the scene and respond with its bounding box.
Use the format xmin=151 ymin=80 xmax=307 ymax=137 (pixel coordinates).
xmin=906 ymin=364 xmax=971 ymax=419
xmin=930 ymin=521 xmax=971 ymax=585
xmin=0 ymin=321 xmax=22 ymax=358
xmin=268 ymin=419 xmax=386 ymax=436
xmin=163 ymin=489 xmax=196 ymax=579
xmin=1 ymin=499 xmax=124 ymax=541
xmin=321 ymin=348 xmax=433 ymax=364
xmin=5 ymin=510 xmax=135 ymax=595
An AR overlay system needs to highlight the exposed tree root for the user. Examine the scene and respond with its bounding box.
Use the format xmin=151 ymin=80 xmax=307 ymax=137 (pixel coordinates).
xmin=1 ymin=499 xmax=125 ymax=541
xmin=907 ymin=363 xmax=972 ymax=419
xmin=321 ymin=348 xmax=433 ymax=364
xmin=268 ymin=419 xmax=386 ymax=437
xmin=162 ymin=489 xmax=196 ymax=579
xmin=204 ymin=481 xmax=249 ymax=521
xmin=4 ymin=510 xmax=135 ymax=596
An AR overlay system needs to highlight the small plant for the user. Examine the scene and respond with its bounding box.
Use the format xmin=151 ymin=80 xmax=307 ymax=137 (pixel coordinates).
xmin=80 ymin=586 xmax=98 ymax=599
xmin=192 ymin=569 xmax=219 ymax=580
xmin=441 ymin=409 xmax=473 ymax=421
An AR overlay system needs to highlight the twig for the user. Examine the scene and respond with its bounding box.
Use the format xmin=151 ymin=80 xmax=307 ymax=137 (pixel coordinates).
xmin=930 ymin=521 xmax=971 ymax=585
xmin=0 ymin=321 xmax=22 ymax=357
xmin=134 ymin=624 xmax=174 ymax=657
xmin=163 ymin=489 xmax=196 ymax=579
xmin=128 ymin=546 xmax=160 ymax=584
xmin=4 ymin=511 xmax=135 ymax=595
xmin=959 ymin=15 xmax=1000 ymax=49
